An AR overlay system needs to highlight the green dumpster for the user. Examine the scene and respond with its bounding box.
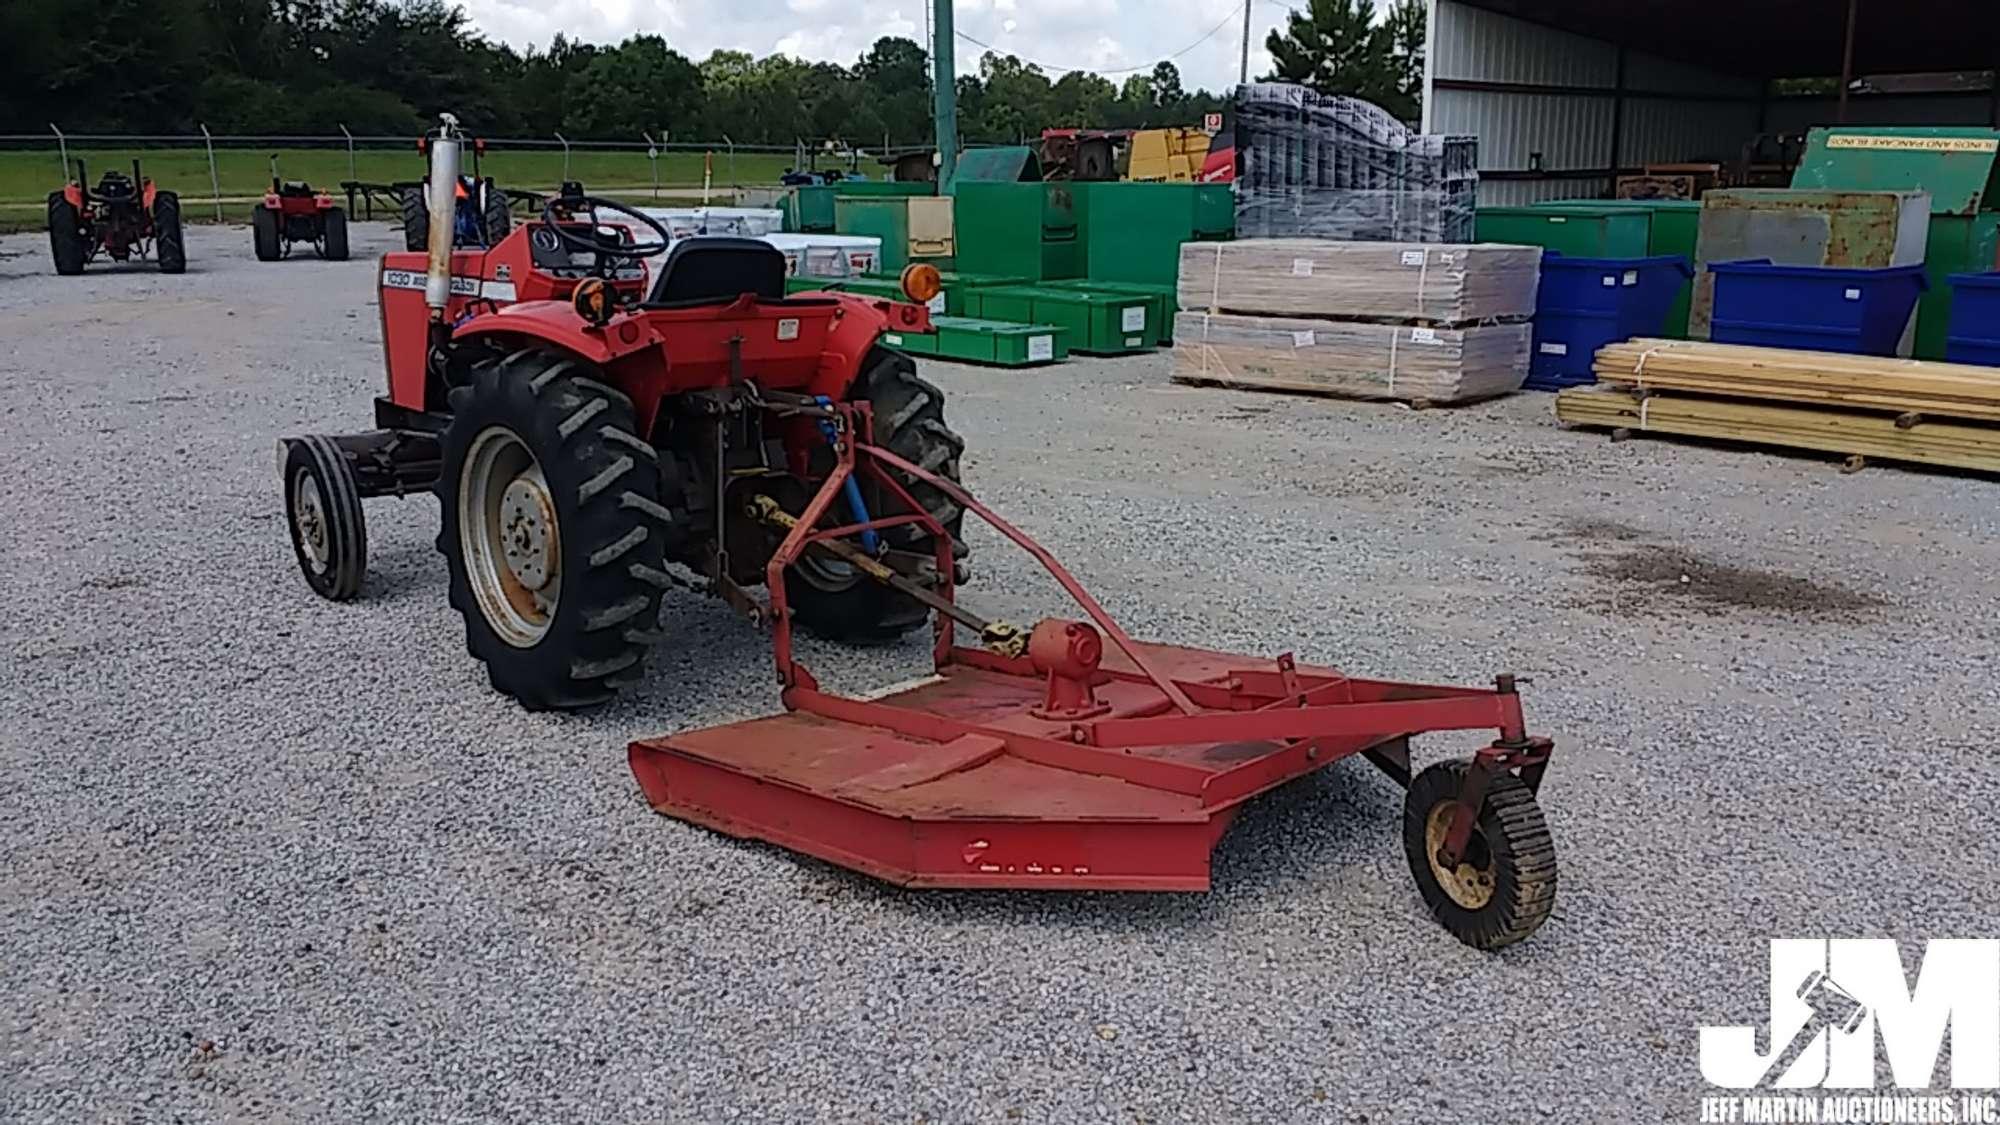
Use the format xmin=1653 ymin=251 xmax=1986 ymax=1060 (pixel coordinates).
xmin=1476 ymin=205 xmax=1653 ymax=259
xmin=1529 ymin=199 xmax=1702 ymax=337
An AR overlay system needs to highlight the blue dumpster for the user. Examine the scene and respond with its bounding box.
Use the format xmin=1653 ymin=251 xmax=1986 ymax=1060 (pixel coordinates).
xmin=1946 ymin=272 xmax=2000 ymax=366
xmin=1526 ymin=253 xmax=1694 ymax=391
xmin=1707 ymin=259 xmax=1928 ymax=357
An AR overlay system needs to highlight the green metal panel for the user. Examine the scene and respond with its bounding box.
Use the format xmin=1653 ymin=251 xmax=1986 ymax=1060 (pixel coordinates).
xmin=835 ymin=182 xmax=935 ymax=198
xmin=953 ymin=182 xmax=1080 ymax=282
xmin=835 ymin=198 xmax=912 ymax=271
xmin=1530 ymin=199 xmax=1702 ymax=337
xmin=1191 ymin=185 xmax=1236 ymax=239
xmin=947 ymin=146 xmax=1042 ymax=192
xmin=966 ymin=285 xmax=1153 ymax=355
xmin=1074 ymin=183 xmax=1195 ymax=288
xmin=785 ymin=186 xmax=837 ymax=233
xmin=1476 ymin=206 xmax=1652 ymax=258
xmin=1791 ymin=126 xmax=2000 ymax=216
xmin=1916 ymin=213 xmax=2000 ymax=359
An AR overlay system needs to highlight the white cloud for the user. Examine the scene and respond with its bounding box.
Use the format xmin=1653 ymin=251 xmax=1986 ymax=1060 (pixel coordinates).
xmin=455 ymin=0 xmax=1282 ymax=90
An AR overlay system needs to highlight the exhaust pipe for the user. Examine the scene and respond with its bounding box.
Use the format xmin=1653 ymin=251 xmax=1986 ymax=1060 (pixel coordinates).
xmin=425 ymin=113 xmax=463 ymax=313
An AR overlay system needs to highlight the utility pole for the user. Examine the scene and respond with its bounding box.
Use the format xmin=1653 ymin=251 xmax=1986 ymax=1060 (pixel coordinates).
xmin=933 ymin=0 xmax=958 ymax=189
xmin=1240 ymin=0 xmax=1252 ymax=85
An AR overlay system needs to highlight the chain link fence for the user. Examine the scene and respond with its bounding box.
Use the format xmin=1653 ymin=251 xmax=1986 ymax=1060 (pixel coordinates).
xmin=1 ymin=128 xmax=931 ymax=224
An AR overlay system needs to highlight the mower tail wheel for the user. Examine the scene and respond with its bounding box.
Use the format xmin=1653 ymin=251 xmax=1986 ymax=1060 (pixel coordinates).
xmin=1402 ymin=759 xmax=1557 ymax=950
xmin=786 ymin=347 xmax=968 ymax=644
xmin=479 ymin=181 xmax=511 ymax=247
xmin=401 ymin=186 xmax=428 ymax=252
xmin=153 ymin=191 xmax=186 ymax=274
xmin=321 ymin=206 xmax=349 ymax=261
xmin=47 ymin=192 xmax=87 ymax=276
xmin=252 ymin=206 xmax=281 ymax=262
xmin=283 ymin=435 xmax=368 ymax=601
xmin=436 ymin=347 xmax=671 ymax=711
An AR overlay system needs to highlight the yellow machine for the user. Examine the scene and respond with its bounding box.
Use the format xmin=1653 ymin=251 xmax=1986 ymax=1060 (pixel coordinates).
xmin=1126 ymin=127 xmax=1213 ymax=183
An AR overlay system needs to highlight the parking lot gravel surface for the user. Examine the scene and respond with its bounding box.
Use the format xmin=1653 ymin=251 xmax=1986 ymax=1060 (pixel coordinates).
xmin=1 ymin=224 xmax=1996 ymax=1123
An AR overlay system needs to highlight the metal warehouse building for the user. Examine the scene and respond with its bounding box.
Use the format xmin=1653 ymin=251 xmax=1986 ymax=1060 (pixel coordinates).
xmin=1423 ymin=0 xmax=2000 ymax=204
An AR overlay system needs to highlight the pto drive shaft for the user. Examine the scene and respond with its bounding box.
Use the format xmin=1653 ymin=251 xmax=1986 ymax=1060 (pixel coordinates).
xmin=747 ymin=495 xmax=1027 ymax=658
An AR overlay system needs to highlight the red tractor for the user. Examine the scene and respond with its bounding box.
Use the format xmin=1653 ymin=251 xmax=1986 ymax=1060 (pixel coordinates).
xmin=252 ymin=157 xmax=349 ymax=262
xmin=277 ymin=126 xmax=1561 ymax=944
xmin=47 ymin=160 xmax=186 ymax=275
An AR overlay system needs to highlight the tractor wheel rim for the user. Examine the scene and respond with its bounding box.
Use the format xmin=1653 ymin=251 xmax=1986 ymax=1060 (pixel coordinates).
xmin=292 ymin=468 xmax=331 ymax=574
xmin=461 ymin=426 xmax=559 ymax=648
xmin=1424 ymin=801 xmax=1497 ymax=911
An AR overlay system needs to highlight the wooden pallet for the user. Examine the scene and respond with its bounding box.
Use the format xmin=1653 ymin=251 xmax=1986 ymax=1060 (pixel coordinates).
xmin=1555 ymin=387 xmax=2000 ymax=474
xmin=1594 ymin=339 xmax=2000 ymax=424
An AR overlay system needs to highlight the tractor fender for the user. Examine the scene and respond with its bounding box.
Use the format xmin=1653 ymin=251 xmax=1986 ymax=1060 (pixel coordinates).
xmin=64 ymin=183 xmax=84 ymax=209
xmin=454 ymin=303 xmax=661 ymax=367
xmin=143 ymin=181 xmax=157 ymax=210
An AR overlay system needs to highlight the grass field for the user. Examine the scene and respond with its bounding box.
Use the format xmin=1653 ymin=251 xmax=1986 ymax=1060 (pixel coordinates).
xmin=1 ymin=147 xmax=798 ymax=226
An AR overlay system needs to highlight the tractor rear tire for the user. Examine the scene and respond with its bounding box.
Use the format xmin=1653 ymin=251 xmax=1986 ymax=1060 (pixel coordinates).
xmin=401 ymin=186 xmax=428 ymax=252
xmin=321 ymin=207 xmax=349 ymax=261
xmin=252 ymin=206 xmax=281 ymax=262
xmin=479 ymin=181 xmax=511 ymax=247
xmin=436 ymin=347 xmax=672 ymax=711
xmin=786 ymin=348 xmax=967 ymax=644
xmin=47 ymin=193 xmax=87 ymax=276
xmin=1402 ymin=760 xmax=1557 ymax=951
xmin=283 ymin=435 xmax=368 ymax=601
xmin=153 ymin=192 xmax=186 ymax=274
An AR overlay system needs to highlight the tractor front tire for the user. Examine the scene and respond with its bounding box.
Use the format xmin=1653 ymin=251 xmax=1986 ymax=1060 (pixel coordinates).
xmin=321 ymin=207 xmax=349 ymax=261
xmin=47 ymin=193 xmax=87 ymax=276
xmin=436 ymin=347 xmax=672 ymax=711
xmin=401 ymin=186 xmax=429 ymax=252
xmin=252 ymin=206 xmax=281 ymax=261
xmin=1402 ymin=760 xmax=1557 ymax=950
xmin=283 ymin=436 xmax=368 ymax=601
xmin=479 ymin=181 xmax=511 ymax=247
xmin=786 ymin=348 xmax=967 ymax=644
xmin=153 ymin=192 xmax=186 ymax=274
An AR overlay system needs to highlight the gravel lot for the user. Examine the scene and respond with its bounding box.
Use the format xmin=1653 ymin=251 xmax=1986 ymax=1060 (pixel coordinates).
xmin=2 ymin=223 xmax=1995 ymax=1123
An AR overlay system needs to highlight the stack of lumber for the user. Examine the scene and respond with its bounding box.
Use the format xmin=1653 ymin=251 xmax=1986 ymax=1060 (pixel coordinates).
xmin=1173 ymin=312 xmax=1530 ymax=403
xmin=1173 ymin=239 xmax=1538 ymax=404
xmin=1558 ymin=338 xmax=2000 ymax=473
xmin=1177 ymin=240 xmax=1540 ymax=323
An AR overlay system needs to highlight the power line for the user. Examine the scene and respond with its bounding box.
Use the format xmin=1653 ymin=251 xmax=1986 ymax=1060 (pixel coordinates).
xmin=954 ymin=7 xmax=1244 ymax=77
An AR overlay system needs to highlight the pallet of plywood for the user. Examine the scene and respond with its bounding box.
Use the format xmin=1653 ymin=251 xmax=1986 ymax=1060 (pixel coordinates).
xmin=1178 ymin=239 xmax=1541 ymax=324
xmin=1555 ymin=387 xmax=2000 ymax=474
xmin=1172 ymin=311 xmax=1529 ymax=404
xmin=1593 ymin=339 xmax=2000 ymax=424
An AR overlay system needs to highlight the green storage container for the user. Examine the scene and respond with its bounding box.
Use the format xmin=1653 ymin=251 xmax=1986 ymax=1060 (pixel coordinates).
xmin=835 ymin=197 xmax=955 ymax=273
xmin=836 ymin=182 xmax=935 ymax=199
xmin=1529 ymin=199 xmax=1702 ymax=337
xmin=1192 ymin=184 xmax=1235 ymax=239
xmin=1476 ymin=205 xmax=1653 ymax=259
xmin=1043 ymin=279 xmax=1176 ymax=346
xmin=881 ymin=319 xmax=1068 ymax=367
xmin=784 ymin=186 xmax=837 ymax=233
xmin=966 ymin=285 xmax=1154 ymax=355
xmin=1073 ymin=182 xmax=1233 ymax=289
xmin=953 ymin=182 xmax=1081 ymax=282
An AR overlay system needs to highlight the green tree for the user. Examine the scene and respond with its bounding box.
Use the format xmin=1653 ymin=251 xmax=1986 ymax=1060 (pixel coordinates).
xmin=562 ymin=35 xmax=703 ymax=139
xmin=1264 ymin=0 xmax=1398 ymax=111
xmin=1382 ymin=0 xmax=1427 ymax=120
xmin=1150 ymin=61 xmax=1186 ymax=112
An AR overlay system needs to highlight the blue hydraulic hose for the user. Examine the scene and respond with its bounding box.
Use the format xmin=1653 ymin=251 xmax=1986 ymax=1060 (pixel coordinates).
xmin=815 ymin=397 xmax=881 ymax=555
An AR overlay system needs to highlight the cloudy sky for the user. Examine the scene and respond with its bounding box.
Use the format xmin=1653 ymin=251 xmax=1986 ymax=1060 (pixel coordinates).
xmin=459 ymin=0 xmax=1291 ymax=94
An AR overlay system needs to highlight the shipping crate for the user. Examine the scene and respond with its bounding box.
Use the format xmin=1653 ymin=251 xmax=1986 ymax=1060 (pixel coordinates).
xmin=882 ymin=319 xmax=1070 ymax=367
xmin=1177 ymin=239 xmax=1540 ymax=324
xmin=1172 ymin=312 xmax=1530 ymax=404
xmin=966 ymin=286 xmax=1155 ymax=355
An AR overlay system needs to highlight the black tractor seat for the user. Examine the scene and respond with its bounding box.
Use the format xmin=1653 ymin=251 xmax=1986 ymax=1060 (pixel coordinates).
xmin=94 ymin=174 xmax=136 ymax=201
xmin=644 ymin=237 xmax=788 ymax=309
xmin=279 ymin=180 xmax=316 ymax=198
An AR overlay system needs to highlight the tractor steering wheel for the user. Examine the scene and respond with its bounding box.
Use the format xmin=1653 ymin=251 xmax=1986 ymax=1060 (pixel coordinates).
xmin=539 ymin=194 xmax=671 ymax=264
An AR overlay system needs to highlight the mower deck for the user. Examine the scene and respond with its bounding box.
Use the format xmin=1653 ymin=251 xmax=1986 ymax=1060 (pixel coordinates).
xmin=632 ymin=643 xmax=1406 ymax=891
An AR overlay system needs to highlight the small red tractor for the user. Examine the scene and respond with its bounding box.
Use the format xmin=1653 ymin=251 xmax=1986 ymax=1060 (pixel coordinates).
xmin=401 ymin=117 xmax=511 ymax=252
xmin=252 ymin=157 xmax=349 ymax=262
xmin=278 ymin=120 xmax=1559 ymax=947
xmin=47 ymin=160 xmax=185 ymax=275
